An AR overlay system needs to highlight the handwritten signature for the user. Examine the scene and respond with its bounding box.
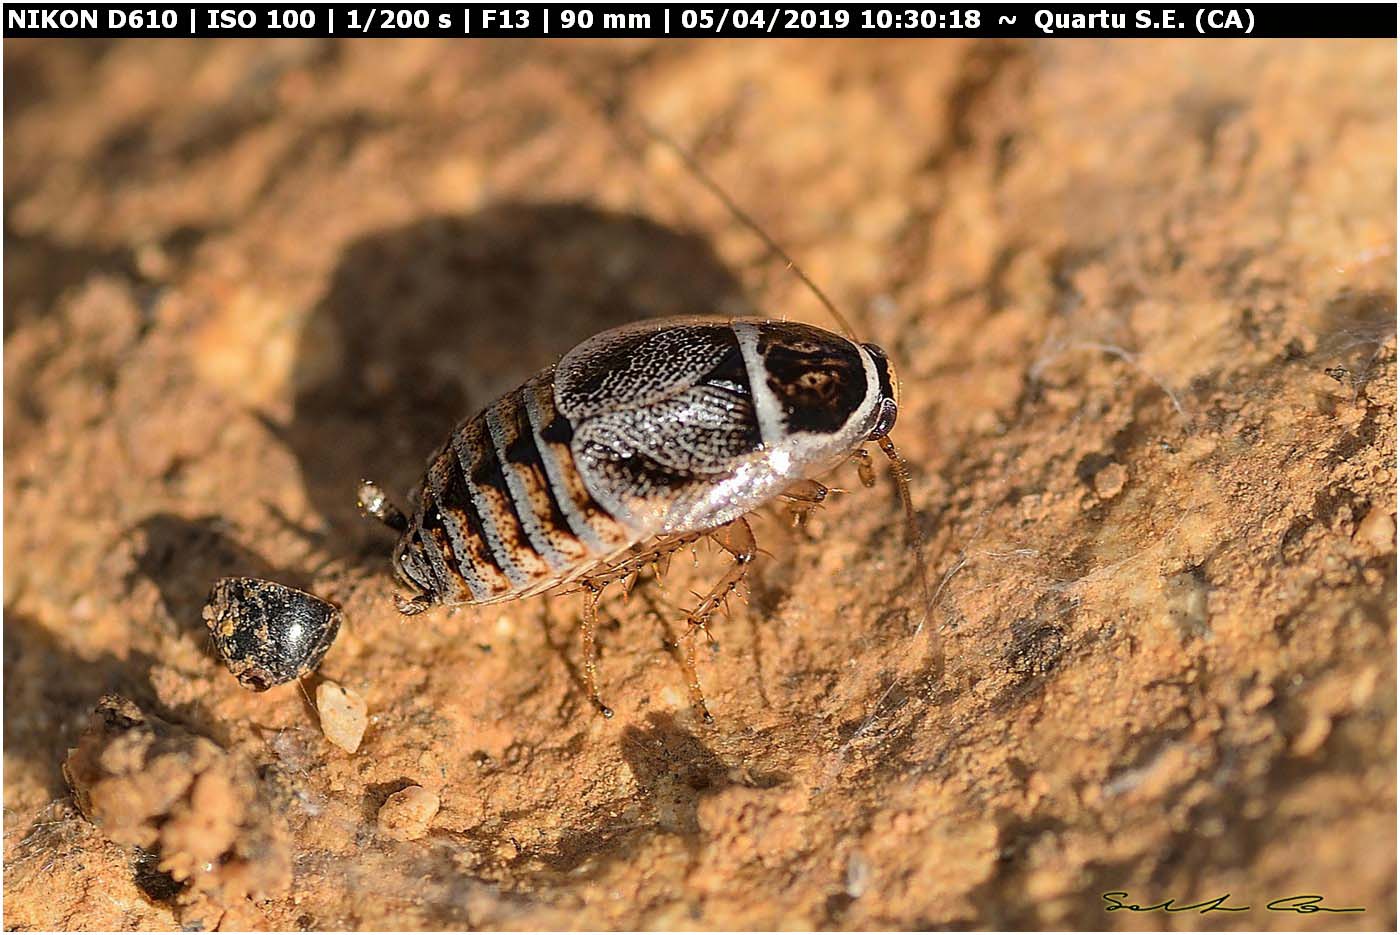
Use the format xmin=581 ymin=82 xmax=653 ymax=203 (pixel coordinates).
xmin=1103 ymin=891 xmax=1365 ymax=914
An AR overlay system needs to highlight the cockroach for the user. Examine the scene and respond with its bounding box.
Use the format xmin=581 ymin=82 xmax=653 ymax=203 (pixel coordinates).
xmin=359 ymin=109 xmax=934 ymax=721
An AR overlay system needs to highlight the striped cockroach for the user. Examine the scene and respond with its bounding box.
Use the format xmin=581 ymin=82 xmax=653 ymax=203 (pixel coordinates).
xmin=359 ymin=111 xmax=934 ymax=722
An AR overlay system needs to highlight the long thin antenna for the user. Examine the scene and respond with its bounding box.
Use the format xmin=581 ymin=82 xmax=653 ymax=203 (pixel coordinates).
xmin=591 ymin=80 xmax=940 ymax=617
xmin=878 ymin=435 xmax=939 ymax=667
xmin=628 ymin=105 xmax=947 ymax=687
xmin=576 ymin=77 xmax=947 ymax=758
xmin=632 ymin=114 xmax=860 ymax=341
xmin=585 ymin=85 xmax=861 ymax=343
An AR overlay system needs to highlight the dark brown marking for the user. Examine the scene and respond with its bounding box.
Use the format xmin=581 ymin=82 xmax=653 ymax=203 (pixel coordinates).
xmin=496 ymin=388 xmax=591 ymax=565
xmin=414 ymin=502 xmax=471 ymax=604
xmin=427 ymin=445 xmax=512 ymax=599
xmin=455 ymin=410 xmax=553 ymax=586
xmin=757 ymin=322 xmax=867 ymax=434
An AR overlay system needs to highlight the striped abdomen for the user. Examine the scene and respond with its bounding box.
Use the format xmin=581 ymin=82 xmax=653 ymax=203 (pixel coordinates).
xmin=400 ymin=370 xmax=634 ymax=605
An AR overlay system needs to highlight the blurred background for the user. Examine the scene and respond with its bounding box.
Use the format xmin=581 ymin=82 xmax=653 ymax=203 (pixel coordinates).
xmin=4 ymin=39 xmax=1396 ymax=930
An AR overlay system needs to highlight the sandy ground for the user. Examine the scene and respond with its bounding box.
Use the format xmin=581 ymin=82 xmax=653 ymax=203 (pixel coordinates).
xmin=3 ymin=38 xmax=1396 ymax=931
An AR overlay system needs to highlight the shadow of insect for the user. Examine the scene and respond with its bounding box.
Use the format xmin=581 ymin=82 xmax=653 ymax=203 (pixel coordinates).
xmin=525 ymin=710 xmax=785 ymax=877
xmin=126 ymin=513 xmax=308 ymax=640
xmin=277 ymin=202 xmax=750 ymax=569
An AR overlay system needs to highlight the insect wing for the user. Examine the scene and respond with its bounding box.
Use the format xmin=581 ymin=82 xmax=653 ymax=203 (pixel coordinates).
xmin=556 ymin=319 xmax=769 ymax=533
xmin=555 ymin=317 xmax=738 ymax=419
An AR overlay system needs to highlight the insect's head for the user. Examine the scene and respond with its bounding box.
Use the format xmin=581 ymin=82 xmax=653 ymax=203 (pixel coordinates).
xmin=862 ymin=342 xmax=899 ymax=440
xmin=750 ymin=322 xmax=899 ymax=444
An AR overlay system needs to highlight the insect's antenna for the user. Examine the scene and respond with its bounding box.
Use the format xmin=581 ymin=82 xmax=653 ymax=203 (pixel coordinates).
xmin=634 ymin=116 xmax=859 ymax=341
xmin=582 ymin=83 xmax=861 ymax=343
xmin=634 ymin=105 xmax=940 ymax=661
xmin=876 ymin=434 xmax=943 ymax=676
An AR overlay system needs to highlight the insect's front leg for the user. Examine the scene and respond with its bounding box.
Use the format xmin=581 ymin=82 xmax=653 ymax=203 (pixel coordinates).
xmin=852 ymin=448 xmax=877 ymax=489
xmin=780 ymin=479 xmax=830 ymax=527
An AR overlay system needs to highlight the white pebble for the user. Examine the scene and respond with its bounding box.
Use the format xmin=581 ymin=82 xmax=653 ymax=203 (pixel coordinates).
xmin=1355 ymin=506 xmax=1395 ymax=552
xmin=377 ymin=785 xmax=441 ymax=841
xmin=316 ymin=681 xmax=367 ymax=753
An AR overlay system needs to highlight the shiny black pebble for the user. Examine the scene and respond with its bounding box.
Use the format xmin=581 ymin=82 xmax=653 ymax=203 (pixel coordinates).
xmin=202 ymin=577 xmax=341 ymax=691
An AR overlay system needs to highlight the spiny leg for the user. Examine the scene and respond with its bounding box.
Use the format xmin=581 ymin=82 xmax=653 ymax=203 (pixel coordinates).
xmin=688 ymin=518 xmax=756 ymax=632
xmin=560 ymin=533 xmax=705 ymax=600
xmin=566 ymin=525 xmax=756 ymax=722
xmin=616 ymin=533 xmax=705 ymax=594
xmin=561 ymin=534 xmax=707 ymax=719
xmin=679 ymin=517 xmax=757 ymax=723
xmin=579 ymin=581 xmax=614 ymax=718
xmin=677 ymin=629 xmax=711 ymax=724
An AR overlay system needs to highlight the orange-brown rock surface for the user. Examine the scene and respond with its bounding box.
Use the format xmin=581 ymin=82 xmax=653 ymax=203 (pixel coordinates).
xmin=4 ymin=38 xmax=1395 ymax=930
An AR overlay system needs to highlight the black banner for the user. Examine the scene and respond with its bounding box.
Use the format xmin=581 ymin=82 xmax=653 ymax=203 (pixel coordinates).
xmin=3 ymin=3 xmax=1395 ymax=39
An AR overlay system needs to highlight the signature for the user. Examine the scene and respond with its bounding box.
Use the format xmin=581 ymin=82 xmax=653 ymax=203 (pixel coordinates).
xmin=1103 ymin=891 xmax=1364 ymax=914
xmin=1265 ymin=895 xmax=1366 ymax=914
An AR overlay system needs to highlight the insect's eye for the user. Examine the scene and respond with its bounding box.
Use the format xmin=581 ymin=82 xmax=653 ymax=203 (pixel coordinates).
xmin=868 ymin=398 xmax=899 ymax=440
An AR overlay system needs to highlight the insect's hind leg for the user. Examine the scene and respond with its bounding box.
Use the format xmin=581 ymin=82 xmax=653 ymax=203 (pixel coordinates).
xmin=567 ymin=534 xmax=706 ymax=720
xmin=579 ymin=581 xmax=614 ymax=719
xmin=677 ymin=516 xmax=757 ymax=724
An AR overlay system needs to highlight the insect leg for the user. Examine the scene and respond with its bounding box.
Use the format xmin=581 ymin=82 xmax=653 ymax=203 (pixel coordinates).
xmin=679 ymin=517 xmax=758 ymax=723
xmin=689 ymin=517 xmax=757 ymax=635
xmin=852 ymin=448 xmax=877 ymax=489
xmin=579 ymin=581 xmax=614 ymax=719
xmin=678 ymin=628 xmax=713 ymax=725
xmin=781 ymin=479 xmax=830 ymax=504
xmin=688 ymin=515 xmax=756 ymax=632
xmin=566 ymin=534 xmax=704 ymax=599
xmin=780 ymin=479 xmax=830 ymax=527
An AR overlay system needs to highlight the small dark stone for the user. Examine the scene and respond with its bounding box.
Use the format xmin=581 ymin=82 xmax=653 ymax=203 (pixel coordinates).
xmin=202 ymin=577 xmax=341 ymax=691
xmin=133 ymin=847 xmax=181 ymax=903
